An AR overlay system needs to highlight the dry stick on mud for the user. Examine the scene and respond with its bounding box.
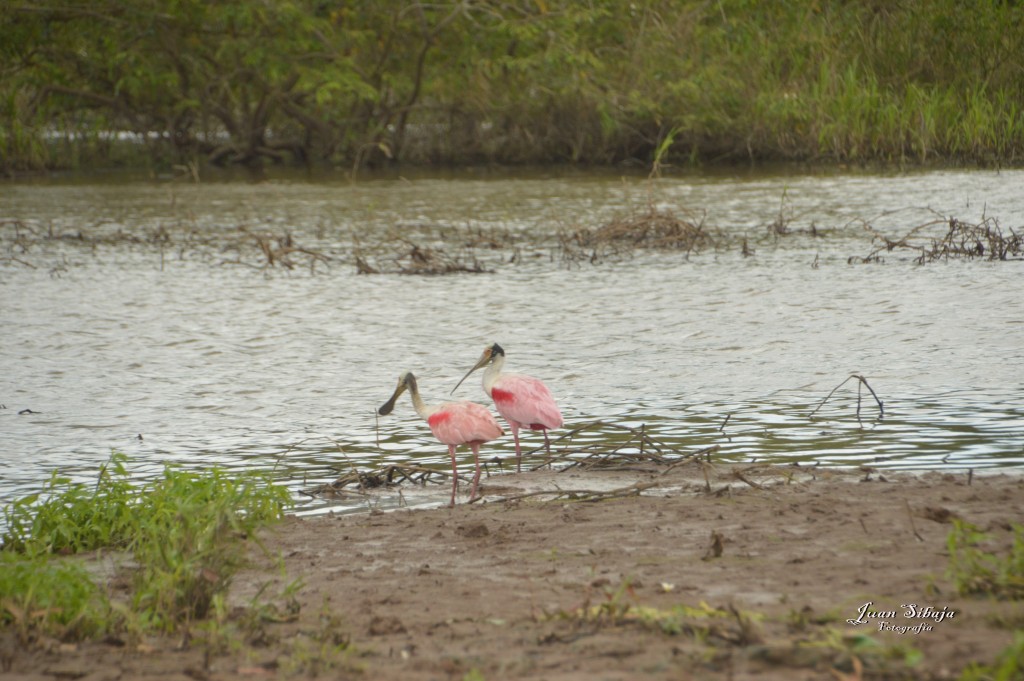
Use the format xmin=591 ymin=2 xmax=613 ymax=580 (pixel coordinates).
xmin=490 ymin=481 xmax=658 ymax=504
xmin=314 ymin=420 xmax=709 ymax=501
xmin=809 ymin=373 xmax=884 ymax=422
xmin=731 ymin=467 xmax=766 ymax=490
xmin=304 ymin=463 xmax=479 ymax=498
xmin=905 ymin=499 xmax=925 ymax=542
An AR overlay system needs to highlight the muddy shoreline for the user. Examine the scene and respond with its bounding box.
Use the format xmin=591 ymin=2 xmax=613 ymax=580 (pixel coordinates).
xmin=4 ymin=463 xmax=1022 ymax=680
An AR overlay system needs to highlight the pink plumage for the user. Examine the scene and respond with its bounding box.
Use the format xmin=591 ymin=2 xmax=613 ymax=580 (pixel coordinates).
xmin=427 ymin=402 xmax=505 ymax=445
xmin=379 ymin=372 xmax=503 ymax=507
xmin=490 ymin=374 xmax=563 ymax=432
xmin=452 ymin=343 xmax=563 ymax=472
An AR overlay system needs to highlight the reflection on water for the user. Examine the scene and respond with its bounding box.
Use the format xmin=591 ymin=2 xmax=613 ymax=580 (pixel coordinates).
xmin=1 ymin=168 xmax=1023 ymax=516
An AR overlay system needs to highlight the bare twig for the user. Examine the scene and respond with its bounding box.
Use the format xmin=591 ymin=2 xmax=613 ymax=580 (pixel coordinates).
xmin=905 ymin=500 xmax=924 ymax=542
xmin=809 ymin=374 xmax=884 ymax=420
xmin=496 ymin=481 xmax=657 ymax=504
xmin=731 ymin=468 xmax=765 ymax=490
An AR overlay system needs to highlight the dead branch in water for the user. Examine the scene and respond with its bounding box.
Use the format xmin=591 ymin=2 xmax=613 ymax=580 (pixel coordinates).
xmin=530 ymin=421 xmax=708 ymax=472
xmin=809 ymin=374 xmax=884 ymax=423
xmin=304 ymin=421 xmax=711 ymax=501
xmin=301 ymin=463 xmax=470 ymax=498
xmin=231 ymin=231 xmax=332 ymax=271
xmin=849 ymin=211 xmax=1023 ymax=264
xmin=354 ymin=235 xmax=494 ymax=275
xmin=558 ymin=203 xmax=717 ymax=265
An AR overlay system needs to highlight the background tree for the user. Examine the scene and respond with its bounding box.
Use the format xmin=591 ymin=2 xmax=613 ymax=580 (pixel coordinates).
xmin=2 ymin=0 xmax=1023 ymax=174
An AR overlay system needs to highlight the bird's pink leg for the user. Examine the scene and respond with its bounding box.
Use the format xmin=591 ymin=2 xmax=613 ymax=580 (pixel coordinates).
xmin=469 ymin=443 xmax=483 ymax=502
xmin=510 ymin=423 xmax=522 ymax=472
xmin=448 ymin=444 xmax=458 ymax=508
xmin=543 ymin=428 xmax=551 ymax=453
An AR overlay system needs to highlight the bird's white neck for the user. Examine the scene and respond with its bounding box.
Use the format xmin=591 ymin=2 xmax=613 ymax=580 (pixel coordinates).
xmin=405 ymin=376 xmax=434 ymax=420
xmin=482 ymin=354 xmax=505 ymax=395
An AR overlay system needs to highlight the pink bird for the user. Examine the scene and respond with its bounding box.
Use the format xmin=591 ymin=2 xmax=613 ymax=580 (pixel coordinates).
xmin=452 ymin=343 xmax=563 ymax=472
xmin=378 ymin=372 xmax=504 ymax=507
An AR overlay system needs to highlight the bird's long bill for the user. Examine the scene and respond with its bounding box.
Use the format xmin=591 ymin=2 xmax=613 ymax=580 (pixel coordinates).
xmin=450 ymin=350 xmax=491 ymax=395
xmin=378 ymin=381 xmax=406 ymax=416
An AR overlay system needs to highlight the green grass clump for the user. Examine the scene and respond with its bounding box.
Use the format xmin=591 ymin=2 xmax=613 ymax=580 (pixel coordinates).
xmin=1 ymin=454 xmax=139 ymax=555
xmin=1 ymin=452 xmax=294 ymax=639
xmin=0 ymin=552 xmax=114 ymax=641
xmin=129 ymin=464 xmax=293 ymax=631
xmin=946 ymin=520 xmax=1024 ymax=599
xmin=959 ymin=632 xmax=1024 ymax=681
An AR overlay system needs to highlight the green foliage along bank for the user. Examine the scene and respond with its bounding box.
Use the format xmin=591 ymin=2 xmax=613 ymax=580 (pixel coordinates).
xmin=0 ymin=453 xmax=292 ymax=640
xmin=2 ymin=0 xmax=1024 ymax=174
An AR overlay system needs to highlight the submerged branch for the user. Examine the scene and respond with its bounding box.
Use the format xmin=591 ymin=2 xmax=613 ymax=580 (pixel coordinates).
xmin=850 ymin=212 xmax=1024 ymax=264
xmin=809 ymin=374 xmax=884 ymax=422
xmin=306 ymin=421 xmax=713 ymax=502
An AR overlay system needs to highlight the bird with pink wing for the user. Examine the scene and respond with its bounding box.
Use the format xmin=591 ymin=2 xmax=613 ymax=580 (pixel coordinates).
xmin=452 ymin=343 xmax=563 ymax=473
xmin=379 ymin=372 xmax=503 ymax=507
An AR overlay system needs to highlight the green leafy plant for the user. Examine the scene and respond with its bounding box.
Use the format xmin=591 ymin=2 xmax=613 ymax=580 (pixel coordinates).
xmin=1 ymin=452 xmax=294 ymax=638
xmin=2 ymin=452 xmax=139 ymax=555
xmin=946 ymin=520 xmax=1024 ymax=599
xmin=0 ymin=552 xmax=115 ymax=641
xmin=128 ymin=464 xmax=292 ymax=630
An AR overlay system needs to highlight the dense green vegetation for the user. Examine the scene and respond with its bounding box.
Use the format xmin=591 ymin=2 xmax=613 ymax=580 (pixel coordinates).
xmin=1 ymin=453 xmax=292 ymax=639
xmin=3 ymin=0 xmax=1024 ymax=174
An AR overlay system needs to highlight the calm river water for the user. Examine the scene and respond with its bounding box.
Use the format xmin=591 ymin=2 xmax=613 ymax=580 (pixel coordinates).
xmin=2 ymin=167 xmax=1023 ymax=515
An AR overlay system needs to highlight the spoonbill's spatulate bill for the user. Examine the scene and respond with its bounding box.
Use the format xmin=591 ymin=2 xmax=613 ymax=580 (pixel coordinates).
xmin=452 ymin=343 xmax=562 ymax=472
xmin=379 ymin=372 xmax=504 ymax=507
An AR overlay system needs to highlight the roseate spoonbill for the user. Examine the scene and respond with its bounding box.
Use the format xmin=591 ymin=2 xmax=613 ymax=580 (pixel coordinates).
xmin=378 ymin=372 xmax=504 ymax=507
xmin=451 ymin=343 xmax=563 ymax=472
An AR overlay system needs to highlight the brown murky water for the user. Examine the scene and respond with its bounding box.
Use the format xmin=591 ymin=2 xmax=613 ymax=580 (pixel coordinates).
xmin=2 ymin=168 xmax=1022 ymax=515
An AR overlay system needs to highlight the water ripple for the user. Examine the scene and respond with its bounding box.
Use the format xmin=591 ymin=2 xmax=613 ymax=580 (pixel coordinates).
xmin=2 ymin=171 xmax=1023 ymax=516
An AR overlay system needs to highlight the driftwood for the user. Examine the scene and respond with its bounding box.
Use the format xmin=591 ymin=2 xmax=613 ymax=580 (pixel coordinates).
xmin=489 ymin=481 xmax=659 ymax=504
xmin=809 ymin=373 xmax=884 ymax=423
xmin=304 ymin=421 xmax=714 ymax=502
xmin=354 ymin=236 xmax=492 ymax=275
xmin=301 ymin=463 xmax=470 ymax=498
xmin=850 ymin=212 xmax=1023 ymax=264
xmin=529 ymin=421 xmax=707 ymax=472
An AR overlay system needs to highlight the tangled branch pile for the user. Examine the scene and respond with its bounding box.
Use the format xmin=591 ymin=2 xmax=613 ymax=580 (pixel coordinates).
xmin=354 ymin=238 xmax=492 ymax=275
xmin=0 ymin=218 xmax=334 ymax=272
xmin=928 ymin=217 xmax=1024 ymax=262
xmin=303 ymin=421 xmax=711 ymax=503
xmin=559 ymin=205 xmax=717 ymax=264
xmin=851 ymin=214 xmax=1024 ymax=264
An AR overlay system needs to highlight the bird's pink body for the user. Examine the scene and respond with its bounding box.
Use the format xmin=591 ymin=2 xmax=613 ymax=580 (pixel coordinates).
xmin=427 ymin=401 xmax=505 ymax=445
xmin=451 ymin=343 xmax=563 ymax=472
xmin=379 ymin=372 xmax=503 ymax=507
xmin=488 ymin=374 xmax=563 ymax=433
xmin=467 ymin=346 xmax=562 ymax=472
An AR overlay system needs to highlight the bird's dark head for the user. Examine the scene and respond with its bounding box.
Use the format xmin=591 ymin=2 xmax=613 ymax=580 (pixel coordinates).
xmin=451 ymin=344 xmax=503 ymax=395
xmin=379 ymin=372 xmax=417 ymax=415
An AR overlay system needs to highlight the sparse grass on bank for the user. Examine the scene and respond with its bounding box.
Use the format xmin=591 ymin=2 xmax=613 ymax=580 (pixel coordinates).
xmin=946 ymin=520 xmax=1024 ymax=600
